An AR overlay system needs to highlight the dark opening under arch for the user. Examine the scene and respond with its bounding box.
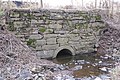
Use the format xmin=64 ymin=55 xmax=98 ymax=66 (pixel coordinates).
xmin=56 ymin=49 xmax=72 ymax=58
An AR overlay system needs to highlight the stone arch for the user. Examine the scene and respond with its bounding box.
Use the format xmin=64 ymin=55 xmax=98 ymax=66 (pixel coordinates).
xmin=53 ymin=46 xmax=75 ymax=58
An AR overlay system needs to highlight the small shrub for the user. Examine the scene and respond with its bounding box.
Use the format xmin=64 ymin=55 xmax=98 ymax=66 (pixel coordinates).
xmin=39 ymin=27 xmax=46 ymax=33
xmin=0 ymin=10 xmax=4 ymax=16
xmin=95 ymin=15 xmax=101 ymax=21
xmin=27 ymin=39 xmax=36 ymax=48
xmin=8 ymin=22 xmax=16 ymax=31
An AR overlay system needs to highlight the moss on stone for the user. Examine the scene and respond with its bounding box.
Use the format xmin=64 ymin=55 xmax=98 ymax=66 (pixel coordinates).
xmin=19 ymin=12 xmax=24 ymax=17
xmin=75 ymin=25 xmax=80 ymax=29
xmin=75 ymin=23 xmax=82 ymax=29
xmin=0 ymin=10 xmax=4 ymax=16
xmin=27 ymin=39 xmax=36 ymax=48
xmin=8 ymin=22 xmax=16 ymax=31
xmin=12 ymin=12 xmax=19 ymax=17
xmin=48 ymin=29 xmax=53 ymax=33
xmin=27 ymin=13 xmax=35 ymax=19
xmin=39 ymin=27 xmax=46 ymax=33
xmin=95 ymin=15 xmax=101 ymax=21
xmin=83 ymin=23 xmax=89 ymax=29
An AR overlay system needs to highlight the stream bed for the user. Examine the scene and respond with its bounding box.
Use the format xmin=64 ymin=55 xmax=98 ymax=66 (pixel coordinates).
xmin=49 ymin=53 xmax=116 ymax=80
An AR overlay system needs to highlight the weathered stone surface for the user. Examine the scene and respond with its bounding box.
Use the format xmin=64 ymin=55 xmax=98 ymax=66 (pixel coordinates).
xmin=69 ymin=36 xmax=80 ymax=41
xmin=31 ymin=20 xmax=38 ymax=23
xmin=44 ymin=29 xmax=54 ymax=34
xmin=14 ymin=21 xmax=23 ymax=27
xmin=57 ymin=38 xmax=69 ymax=44
xmin=80 ymin=41 xmax=94 ymax=46
xmin=54 ymin=31 xmax=69 ymax=34
xmin=68 ymin=41 xmax=80 ymax=44
xmin=43 ymin=50 xmax=54 ymax=58
xmin=71 ymin=16 xmax=83 ymax=20
xmin=36 ymin=51 xmax=44 ymax=57
xmin=95 ymin=22 xmax=105 ymax=27
xmin=11 ymin=18 xmax=20 ymax=21
xmin=32 ymin=28 xmax=39 ymax=34
xmin=46 ymin=38 xmax=56 ymax=45
xmin=42 ymin=44 xmax=59 ymax=50
xmin=48 ymin=24 xmax=62 ymax=29
xmin=76 ymin=49 xmax=89 ymax=54
xmin=16 ymin=35 xmax=24 ymax=38
xmin=71 ymin=44 xmax=85 ymax=50
xmin=36 ymin=46 xmax=42 ymax=51
xmin=67 ymin=34 xmax=79 ymax=38
xmin=31 ymin=20 xmax=44 ymax=24
xmin=36 ymin=40 xmax=46 ymax=46
xmin=44 ymin=34 xmax=58 ymax=39
xmin=36 ymin=50 xmax=54 ymax=58
xmin=58 ymin=34 xmax=69 ymax=38
xmin=10 ymin=13 xmax=19 ymax=17
xmin=29 ymin=34 xmax=43 ymax=40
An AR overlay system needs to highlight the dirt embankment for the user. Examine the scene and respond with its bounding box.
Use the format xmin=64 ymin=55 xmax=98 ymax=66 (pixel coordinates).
xmin=97 ymin=22 xmax=120 ymax=80
xmin=0 ymin=24 xmax=73 ymax=80
xmin=98 ymin=25 xmax=120 ymax=56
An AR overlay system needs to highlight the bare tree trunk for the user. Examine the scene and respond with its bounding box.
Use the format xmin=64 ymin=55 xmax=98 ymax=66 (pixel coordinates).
xmin=71 ymin=0 xmax=73 ymax=6
xmin=40 ymin=0 xmax=43 ymax=8
xmin=111 ymin=0 xmax=114 ymax=16
xmin=116 ymin=2 xmax=119 ymax=13
xmin=30 ymin=0 xmax=31 ymax=9
xmin=95 ymin=0 xmax=97 ymax=9
xmin=99 ymin=0 xmax=102 ymax=8
xmin=108 ymin=0 xmax=111 ymax=18
xmin=82 ymin=0 xmax=83 ymax=10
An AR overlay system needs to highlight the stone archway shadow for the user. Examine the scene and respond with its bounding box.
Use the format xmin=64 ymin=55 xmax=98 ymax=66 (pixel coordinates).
xmin=53 ymin=46 xmax=75 ymax=58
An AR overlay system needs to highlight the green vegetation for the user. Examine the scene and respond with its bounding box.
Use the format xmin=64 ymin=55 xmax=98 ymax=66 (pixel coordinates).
xmin=8 ymin=22 xmax=16 ymax=31
xmin=0 ymin=1 xmax=4 ymax=17
xmin=11 ymin=12 xmax=19 ymax=17
xmin=75 ymin=23 xmax=83 ymax=29
xmin=27 ymin=39 xmax=36 ymax=48
xmin=29 ymin=14 xmax=35 ymax=19
xmin=83 ymin=15 xmax=89 ymax=20
xmin=48 ymin=29 xmax=53 ymax=33
xmin=95 ymin=15 xmax=101 ymax=21
xmin=39 ymin=27 xmax=46 ymax=33
xmin=76 ymin=23 xmax=89 ymax=29
xmin=75 ymin=25 xmax=80 ymax=29
xmin=0 ymin=10 xmax=4 ymax=16
xmin=83 ymin=23 xmax=89 ymax=29
xmin=40 ymin=15 xmax=48 ymax=22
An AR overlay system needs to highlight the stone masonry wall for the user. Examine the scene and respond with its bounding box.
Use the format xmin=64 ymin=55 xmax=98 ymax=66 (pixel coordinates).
xmin=5 ymin=9 xmax=106 ymax=58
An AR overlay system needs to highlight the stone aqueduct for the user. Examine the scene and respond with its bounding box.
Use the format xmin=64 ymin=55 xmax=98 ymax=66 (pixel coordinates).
xmin=5 ymin=9 xmax=106 ymax=58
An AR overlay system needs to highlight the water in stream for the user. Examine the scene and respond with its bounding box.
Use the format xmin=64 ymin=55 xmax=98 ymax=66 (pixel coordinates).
xmin=51 ymin=53 xmax=116 ymax=80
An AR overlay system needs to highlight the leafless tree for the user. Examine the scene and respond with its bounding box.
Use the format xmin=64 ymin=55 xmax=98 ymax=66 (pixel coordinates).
xmin=95 ymin=0 xmax=97 ymax=8
xmin=111 ymin=0 xmax=114 ymax=16
xmin=40 ymin=0 xmax=43 ymax=8
xmin=82 ymin=0 xmax=83 ymax=8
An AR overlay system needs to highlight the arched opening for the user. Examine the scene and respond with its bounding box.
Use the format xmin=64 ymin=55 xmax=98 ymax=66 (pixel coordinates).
xmin=53 ymin=46 xmax=75 ymax=58
xmin=56 ymin=49 xmax=72 ymax=58
xmin=53 ymin=49 xmax=73 ymax=64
